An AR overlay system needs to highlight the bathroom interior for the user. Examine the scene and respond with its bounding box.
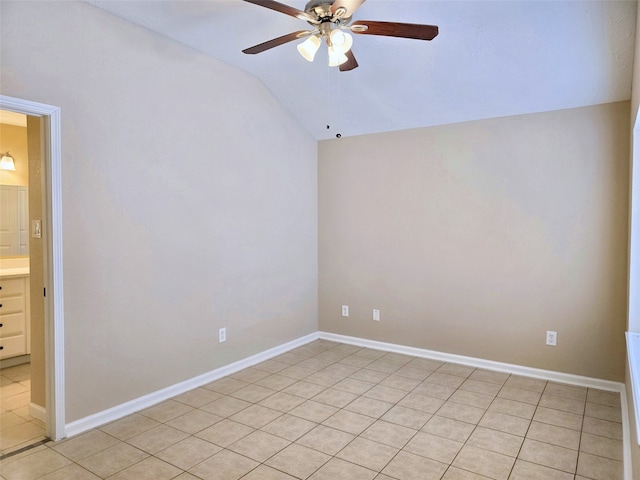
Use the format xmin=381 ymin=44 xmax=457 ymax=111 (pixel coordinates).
xmin=0 ymin=109 xmax=47 ymax=456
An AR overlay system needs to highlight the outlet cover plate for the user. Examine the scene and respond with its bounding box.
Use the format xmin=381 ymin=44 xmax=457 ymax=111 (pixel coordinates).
xmin=546 ymin=330 xmax=557 ymax=346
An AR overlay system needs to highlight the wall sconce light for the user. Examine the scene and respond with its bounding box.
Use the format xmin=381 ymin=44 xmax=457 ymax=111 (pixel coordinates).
xmin=0 ymin=152 xmax=16 ymax=171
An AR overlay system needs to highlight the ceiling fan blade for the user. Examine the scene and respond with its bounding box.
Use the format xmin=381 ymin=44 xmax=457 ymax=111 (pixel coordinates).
xmin=243 ymin=30 xmax=312 ymax=54
xmin=351 ymin=20 xmax=439 ymax=41
xmin=331 ymin=0 xmax=366 ymax=18
xmin=339 ymin=50 xmax=359 ymax=72
xmin=242 ymin=0 xmax=316 ymax=22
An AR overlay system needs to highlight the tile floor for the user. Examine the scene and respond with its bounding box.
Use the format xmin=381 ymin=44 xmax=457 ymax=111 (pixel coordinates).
xmin=0 ymin=363 xmax=47 ymax=456
xmin=0 ymin=340 xmax=625 ymax=480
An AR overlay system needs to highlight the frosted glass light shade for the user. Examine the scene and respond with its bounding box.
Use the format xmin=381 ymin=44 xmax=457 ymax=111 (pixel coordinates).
xmin=330 ymin=30 xmax=353 ymax=54
xmin=328 ymin=46 xmax=348 ymax=66
xmin=0 ymin=152 xmax=16 ymax=171
xmin=297 ymin=35 xmax=321 ymax=62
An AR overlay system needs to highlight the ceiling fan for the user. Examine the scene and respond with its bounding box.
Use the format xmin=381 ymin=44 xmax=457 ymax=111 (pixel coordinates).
xmin=241 ymin=0 xmax=439 ymax=71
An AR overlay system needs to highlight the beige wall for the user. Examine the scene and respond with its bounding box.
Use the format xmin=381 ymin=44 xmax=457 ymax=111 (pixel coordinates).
xmin=0 ymin=123 xmax=28 ymax=186
xmin=27 ymin=115 xmax=45 ymax=408
xmin=319 ymin=102 xmax=629 ymax=382
xmin=1 ymin=1 xmax=318 ymax=422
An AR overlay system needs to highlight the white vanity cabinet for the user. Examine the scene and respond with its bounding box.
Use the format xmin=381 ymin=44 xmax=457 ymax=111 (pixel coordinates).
xmin=0 ymin=275 xmax=30 ymax=359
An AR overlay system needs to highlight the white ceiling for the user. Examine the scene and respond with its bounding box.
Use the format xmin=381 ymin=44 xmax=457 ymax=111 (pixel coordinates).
xmin=88 ymin=0 xmax=636 ymax=140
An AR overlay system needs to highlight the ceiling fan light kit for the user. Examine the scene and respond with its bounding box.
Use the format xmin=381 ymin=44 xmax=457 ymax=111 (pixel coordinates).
xmin=242 ymin=0 xmax=438 ymax=71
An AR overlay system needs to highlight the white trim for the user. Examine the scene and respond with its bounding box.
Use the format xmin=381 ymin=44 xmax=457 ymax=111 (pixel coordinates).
xmin=627 ymin=332 xmax=640 ymax=444
xmin=0 ymin=95 xmax=65 ymax=441
xmin=319 ymin=332 xmax=625 ymax=392
xmin=29 ymin=402 xmax=46 ymax=423
xmin=65 ymin=332 xmax=319 ymax=437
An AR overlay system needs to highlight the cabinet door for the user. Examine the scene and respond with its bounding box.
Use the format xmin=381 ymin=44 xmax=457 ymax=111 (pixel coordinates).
xmin=0 ymin=185 xmax=19 ymax=256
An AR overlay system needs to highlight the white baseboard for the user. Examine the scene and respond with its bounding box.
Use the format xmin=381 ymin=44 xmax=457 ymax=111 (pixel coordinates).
xmin=29 ymin=402 xmax=46 ymax=423
xmin=64 ymin=332 xmax=319 ymax=438
xmin=319 ymin=332 xmax=625 ymax=392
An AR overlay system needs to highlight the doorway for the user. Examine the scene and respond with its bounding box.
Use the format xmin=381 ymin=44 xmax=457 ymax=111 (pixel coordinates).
xmin=0 ymin=95 xmax=65 ymax=449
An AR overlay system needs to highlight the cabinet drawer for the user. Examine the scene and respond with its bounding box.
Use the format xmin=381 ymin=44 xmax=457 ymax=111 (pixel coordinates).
xmin=0 ymin=278 xmax=25 ymax=297
xmin=0 ymin=313 xmax=25 ymax=337
xmin=0 ymin=296 xmax=24 ymax=315
xmin=0 ymin=335 xmax=26 ymax=359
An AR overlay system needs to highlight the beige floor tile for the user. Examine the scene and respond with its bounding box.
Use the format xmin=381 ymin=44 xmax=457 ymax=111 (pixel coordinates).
xmin=576 ymin=451 xmax=623 ymax=480
xmin=381 ymin=450 xmax=447 ymax=480
xmin=467 ymin=426 xmax=522 ymax=457
xmin=259 ymin=391 xmax=307 ymax=412
xmin=333 ymin=378 xmax=375 ymax=395
xmin=518 ymin=438 xmax=577 ymax=473
xmin=398 ymin=392 xmax=445 ymax=414
xmin=195 ymin=419 xmax=254 ymax=447
xmin=345 ymin=396 xmax=394 ymax=418
xmin=1 ymin=447 xmax=72 ymax=480
xmin=412 ymin=382 xmax=457 ymax=400
xmin=544 ymin=383 xmax=587 ymax=401
xmin=309 ymin=457 xmax=377 ymax=480
xmin=407 ymin=358 xmax=443 ymax=370
xmin=261 ymin=413 xmax=316 ymax=441
xmin=322 ymin=409 xmax=376 ymax=435
xmin=228 ymin=430 xmax=290 ymax=462
xmin=296 ymin=425 xmax=354 ymax=455
xmin=379 ymin=373 xmax=423 ymax=390
xmin=229 ymin=384 xmax=276 ymax=403
xmin=139 ymin=399 xmax=194 ymax=423
xmin=497 ymin=386 xmax=542 ymax=405
xmin=508 ymin=459 xmax=574 ymax=480
xmin=422 ymin=415 xmax=475 ymax=443
xmin=452 ymin=445 xmax=515 ymax=480
xmin=477 ymin=410 xmax=530 ymax=437
xmin=489 ymin=398 xmax=536 ymax=420
xmin=586 ymin=389 xmax=620 ymax=407
xmin=449 ymin=390 xmax=494 ymax=409
xmin=254 ymin=374 xmax=298 ymax=391
xmin=579 ymin=432 xmax=623 ymax=461
xmin=305 ymin=371 xmax=344 ymax=387
xmin=532 ymin=406 xmax=583 ymax=431
xmin=0 ymin=383 xmax=28 ymax=399
xmin=442 ymin=466 xmax=498 ymax=479
xmin=37 ymin=463 xmax=101 ymax=480
xmin=282 ymin=381 xmax=327 ymax=399
xmin=351 ymin=369 xmax=392 ymax=383
xmin=426 ymin=373 xmax=466 ymax=389
xmin=126 ymin=424 xmax=189 ymax=454
xmin=188 ymin=449 xmax=259 ymax=480
xmin=173 ymin=388 xmax=223 ymax=408
xmin=99 ymin=414 xmax=161 ymax=441
xmin=165 ymin=409 xmax=222 ymax=434
xmin=202 ymin=377 xmax=249 ymax=395
xmin=265 ymin=443 xmax=330 ymax=479
xmin=503 ymin=376 xmax=547 ymax=393
xmin=0 ymin=412 xmax=27 ymax=432
xmin=459 ymin=379 xmax=502 ymax=397
xmin=525 ymin=421 xmax=580 ymax=450
xmin=0 ymin=392 xmax=30 ymax=412
xmin=381 ymin=405 xmax=432 ymax=429
xmin=323 ymin=362 xmax=360 ymax=377
xmin=340 ymin=355 xmax=377 ymax=368
xmin=581 ymin=416 xmax=623 ymax=440
xmin=200 ymin=395 xmax=251 ymax=417
xmin=253 ymin=359 xmax=291 ymax=374
xmin=363 ymin=385 xmax=408 ymax=404
xmin=336 ymin=436 xmax=398 ymax=471
xmin=77 ymin=442 xmax=149 ymax=478
xmin=584 ymin=402 xmax=622 ymax=423
xmin=229 ymin=404 xmax=282 ymax=429
xmin=50 ymin=429 xmax=120 ymax=461
xmin=403 ymin=431 xmax=463 ymax=463
xmin=311 ymin=388 xmax=358 ymax=408
xmin=361 ymin=420 xmax=416 ymax=448
xmin=289 ymin=400 xmax=338 ymax=423
xmin=240 ymin=464 xmax=297 ymax=479
xmin=468 ymin=369 xmax=510 ymax=386
xmin=278 ymin=365 xmax=318 ymax=380
xmin=436 ymin=401 xmax=485 ymax=424
xmin=0 ymin=422 xmax=46 ymax=452
xmin=538 ymin=394 xmax=585 ymax=415
xmin=437 ymin=363 xmax=475 ymax=378
xmin=155 ymin=436 xmax=221 ymax=470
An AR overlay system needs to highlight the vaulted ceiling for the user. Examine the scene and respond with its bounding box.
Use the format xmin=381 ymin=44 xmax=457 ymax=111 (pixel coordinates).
xmin=88 ymin=0 xmax=636 ymax=140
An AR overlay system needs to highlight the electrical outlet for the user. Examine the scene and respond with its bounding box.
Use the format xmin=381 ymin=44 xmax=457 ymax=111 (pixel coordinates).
xmin=219 ymin=327 xmax=227 ymax=343
xmin=373 ymin=309 xmax=380 ymax=321
xmin=342 ymin=305 xmax=349 ymax=317
xmin=546 ymin=330 xmax=557 ymax=346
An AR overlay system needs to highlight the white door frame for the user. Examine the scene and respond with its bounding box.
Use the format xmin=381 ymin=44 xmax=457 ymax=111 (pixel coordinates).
xmin=1 ymin=95 xmax=65 ymax=441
